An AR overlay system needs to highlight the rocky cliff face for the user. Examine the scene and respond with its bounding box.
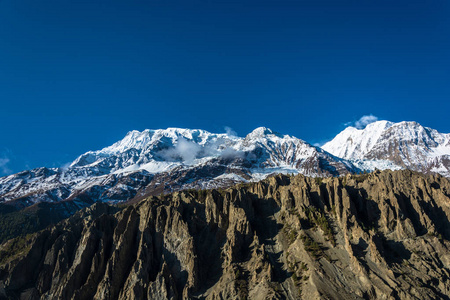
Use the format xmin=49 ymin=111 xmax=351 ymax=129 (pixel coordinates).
xmin=1 ymin=170 xmax=449 ymax=299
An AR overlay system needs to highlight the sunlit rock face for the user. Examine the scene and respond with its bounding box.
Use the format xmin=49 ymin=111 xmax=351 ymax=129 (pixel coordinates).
xmin=1 ymin=170 xmax=449 ymax=299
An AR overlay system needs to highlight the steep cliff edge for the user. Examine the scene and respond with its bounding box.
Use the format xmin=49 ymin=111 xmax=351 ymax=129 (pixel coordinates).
xmin=1 ymin=170 xmax=449 ymax=299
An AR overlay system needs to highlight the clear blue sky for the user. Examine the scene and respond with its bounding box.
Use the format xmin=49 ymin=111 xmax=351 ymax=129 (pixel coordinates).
xmin=0 ymin=0 xmax=449 ymax=175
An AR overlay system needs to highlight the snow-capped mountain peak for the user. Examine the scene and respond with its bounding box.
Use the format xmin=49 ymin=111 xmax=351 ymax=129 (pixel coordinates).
xmin=69 ymin=128 xmax=234 ymax=169
xmin=322 ymin=120 xmax=393 ymax=160
xmin=0 ymin=126 xmax=358 ymax=207
xmin=323 ymin=120 xmax=450 ymax=176
xmin=99 ymin=128 xmax=227 ymax=154
xmin=245 ymin=127 xmax=280 ymax=139
xmin=3 ymin=121 xmax=450 ymax=209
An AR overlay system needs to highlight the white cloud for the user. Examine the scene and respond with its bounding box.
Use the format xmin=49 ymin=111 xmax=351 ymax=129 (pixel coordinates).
xmin=224 ymin=126 xmax=237 ymax=137
xmin=160 ymin=138 xmax=202 ymax=164
xmin=0 ymin=157 xmax=11 ymax=175
xmin=220 ymin=148 xmax=245 ymax=160
xmin=158 ymin=134 xmax=247 ymax=163
xmin=61 ymin=162 xmax=72 ymax=171
xmin=352 ymin=114 xmax=379 ymax=129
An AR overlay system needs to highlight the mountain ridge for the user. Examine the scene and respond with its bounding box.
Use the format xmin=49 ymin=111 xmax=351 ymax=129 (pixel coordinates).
xmin=0 ymin=126 xmax=356 ymax=208
xmin=323 ymin=120 xmax=450 ymax=177
xmin=1 ymin=120 xmax=449 ymax=211
xmin=1 ymin=122 xmax=450 ymax=299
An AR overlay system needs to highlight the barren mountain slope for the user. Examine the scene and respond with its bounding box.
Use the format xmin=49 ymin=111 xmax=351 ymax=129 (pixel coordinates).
xmin=1 ymin=170 xmax=449 ymax=299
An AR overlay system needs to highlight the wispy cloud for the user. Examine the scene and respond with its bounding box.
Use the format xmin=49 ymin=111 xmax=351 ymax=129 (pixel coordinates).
xmin=220 ymin=147 xmax=245 ymax=160
xmin=224 ymin=126 xmax=238 ymax=137
xmin=0 ymin=157 xmax=11 ymax=175
xmin=158 ymin=133 xmax=246 ymax=164
xmin=345 ymin=114 xmax=379 ymax=129
xmin=159 ymin=137 xmax=202 ymax=164
xmin=61 ymin=162 xmax=72 ymax=171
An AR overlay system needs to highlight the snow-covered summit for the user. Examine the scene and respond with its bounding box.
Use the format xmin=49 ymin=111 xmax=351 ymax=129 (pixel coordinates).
xmin=3 ymin=121 xmax=449 ymax=209
xmin=245 ymin=127 xmax=283 ymax=139
xmin=70 ymin=128 xmax=234 ymax=169
xmin=1 ymin=127 xmax=357 ymax=207
xmin=77 ymin=128 xmax=227 ymax=155
xmin=322 ymin=121 xmax=393 ymax=160
xmin=323 ymin=120 xmax=450 ymax=176
xmin=69 ymin=126 xmax=354 ymax=175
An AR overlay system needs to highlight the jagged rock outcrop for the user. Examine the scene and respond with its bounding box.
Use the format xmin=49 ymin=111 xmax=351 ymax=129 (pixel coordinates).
xmin=0 ymin=170 xmax=449 ymax=299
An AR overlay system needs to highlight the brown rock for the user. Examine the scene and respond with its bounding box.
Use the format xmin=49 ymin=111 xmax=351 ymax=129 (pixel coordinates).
xmin=0 ymin=170 xmax=449 ymax=299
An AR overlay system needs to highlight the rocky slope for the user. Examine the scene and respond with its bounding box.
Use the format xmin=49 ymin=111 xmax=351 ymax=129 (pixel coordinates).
xmin=323 ymin=121 xmax=450 ymax=177
xmin=1 ymin=170 xmax=449 ymax=299
xmin=0 ymin=127 xmax=356 ymax=208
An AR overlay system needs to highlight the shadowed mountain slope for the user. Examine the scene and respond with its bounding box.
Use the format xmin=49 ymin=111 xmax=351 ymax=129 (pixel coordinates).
xmin=1 ymin=170 xmax=449 ymax=299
